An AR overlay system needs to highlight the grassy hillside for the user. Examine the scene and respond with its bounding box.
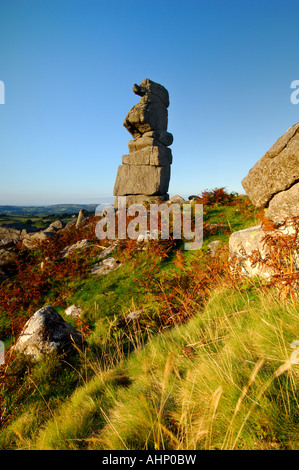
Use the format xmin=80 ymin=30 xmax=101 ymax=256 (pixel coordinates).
xmin=0 ymin=190 xmax=298 ymax=450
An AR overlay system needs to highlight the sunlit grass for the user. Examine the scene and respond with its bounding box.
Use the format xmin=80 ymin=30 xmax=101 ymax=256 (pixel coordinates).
xmin=4 ymin=286 xmax=297 ymax=450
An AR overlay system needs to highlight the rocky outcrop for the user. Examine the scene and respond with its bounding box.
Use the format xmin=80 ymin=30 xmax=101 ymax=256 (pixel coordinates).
xmin=0 ymin=223 xmax=38 ymax=245
xmin=22 ymin=220 xmax=65 ymax=249
xmin=14 ymin=306 xmax=85 ymax=360
xmin=0 ymin=224 xmax=33 ymax=272
xmin=0 ymin=223 xmax=38 ymax=277
xmin=242 ymin=122 xmax=299 ymax=221
xmin=0 ymin=248 xmax=17 ymax=268
xmin=113 ymin=78 xmax=173 ymax=208
xmin=22 ymin=230 xmax=55 ymax=249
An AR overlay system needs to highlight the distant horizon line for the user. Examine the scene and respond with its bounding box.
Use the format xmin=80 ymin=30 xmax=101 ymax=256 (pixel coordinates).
xmin=0 ymin=190 xmax=247 ymax=208
xmin=0 ymin=202 xmax=106 ymax=206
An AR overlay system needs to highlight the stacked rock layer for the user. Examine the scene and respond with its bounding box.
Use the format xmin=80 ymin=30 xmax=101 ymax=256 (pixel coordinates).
xmin=113 ymin=79 xmax=173 ymax=207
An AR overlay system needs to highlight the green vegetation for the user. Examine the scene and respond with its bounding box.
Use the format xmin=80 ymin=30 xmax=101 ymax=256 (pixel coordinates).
xmin=0 ymin=204 xmax=100 ymax=228
xmin=0 ymin=203 xmax=98 ymax=218
xmin=0 ymin=189 xmax=298 ymax=450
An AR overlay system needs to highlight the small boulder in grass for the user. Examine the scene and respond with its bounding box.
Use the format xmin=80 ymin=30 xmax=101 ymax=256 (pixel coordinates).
xmin=90 ymin=257 xmax=121 ymax=276
xmin=14 ymin=306 xmax=85 ymax=360
xmin=166 ymin=195 xmax=186 ymax=205
xmin=65 ymin=305 xmax=82 ymax=319
xmin=61 ymin=239 xmax=92 ymax=258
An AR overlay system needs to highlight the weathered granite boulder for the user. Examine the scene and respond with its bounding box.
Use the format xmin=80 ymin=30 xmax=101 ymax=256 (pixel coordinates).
xmin=113 ymin=79 xmax=173 ymax=207
xmin=61 ymin=239 xmax=92 ymax=257
xmin=44 ymin=220 xmax=64 ymax=233
xmin=0 ymin=223 xmax=39 ymax=273
xmin=0 ymin=247 xmax=18 ymax=267
xmin=229 ymin=223 xmax=299 ymax=279
xmin=0 ymin=223 xmax=38 ymax=244
xmin=265 ymin=182 xmax=299 ymax=221
xmin=0 ymin=226 xmax=21 ymax=244
xmin=65 ymin=305 xmax=82 ymax=318
xmin=232 ymin=123 xmax=299 ymax=279
xmin=97 ymin=242 xmax=118 ymax=260
xmin=242 ymin=122 xmax=299 ymax=218
xmin=229 ymin=225 xmax=271 ymax=278
xmin=76 ymin=209 xmax=89 ymax=228
xmin=166 ymin=195 xmax=186 ymax=205
xmin=14 ymin=306 xmax=84 ymax=360
xmin=22 ymin=230 xmax=55 ymax=249
xmin=90 ymin=257 xmax=121 ymax=276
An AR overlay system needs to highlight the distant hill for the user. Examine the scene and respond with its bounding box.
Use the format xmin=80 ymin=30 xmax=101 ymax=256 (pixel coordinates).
xmin=0 ymin=204 xmax=99 ymax=217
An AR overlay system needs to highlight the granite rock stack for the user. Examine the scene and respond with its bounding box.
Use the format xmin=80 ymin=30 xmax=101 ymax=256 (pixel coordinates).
xmin=113 ymin=79 xmax=173 ymax=207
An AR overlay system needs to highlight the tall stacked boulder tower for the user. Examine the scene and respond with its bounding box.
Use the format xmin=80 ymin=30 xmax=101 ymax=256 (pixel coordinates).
xmin=113 ymin=79 xmax=173 ymax=207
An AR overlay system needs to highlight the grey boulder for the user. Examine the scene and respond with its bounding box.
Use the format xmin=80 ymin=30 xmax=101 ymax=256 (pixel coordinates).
xmin=265 ymin=182 xmax=299 ymax=221
xmin=167 ymin=195 xmax=186 ymax=205
xmin=14 ymin=306 xmax=85 ymax=360
xmin=44 ymin=220 xmax=64 ymax=233
xmin=61 ymin=239 xmax=92 ymax=257
xmin=90 ymin=257 xmax=121 ymax=276
xmin=65 ymin=305 xmax=82 ymax=318
xmin=229 ymin=223 xmax=299 ymax=279
xmin=242 ymin=122 xmax=299 ymax=209
xmin=76 ymin=209 xmax=89 ymax=228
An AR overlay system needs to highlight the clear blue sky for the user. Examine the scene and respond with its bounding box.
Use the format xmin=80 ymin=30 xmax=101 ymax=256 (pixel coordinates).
xmin=0 ymin=0 xmax=299 ymax=205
